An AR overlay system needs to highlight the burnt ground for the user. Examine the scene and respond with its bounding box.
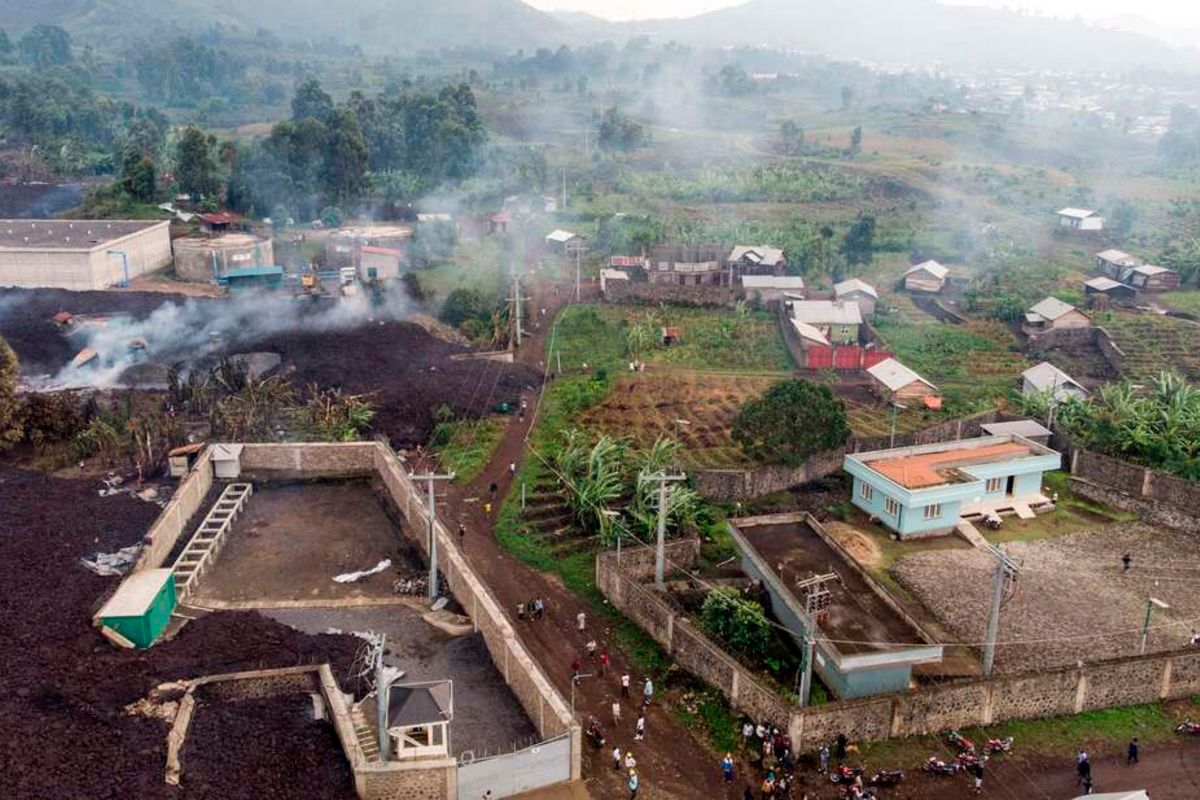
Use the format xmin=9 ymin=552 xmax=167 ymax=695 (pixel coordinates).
xmin=182 ymin=695 xmax=355 ymax=800
xmin=0 ymin=466 xmax=362 ymax=800
xmin=192 ymin=481 xmax=408 ymax=605
xmin=251 ymin=321 xmax=539 ymax=446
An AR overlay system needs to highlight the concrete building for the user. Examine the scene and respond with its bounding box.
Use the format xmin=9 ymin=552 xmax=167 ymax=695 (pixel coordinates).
xmin=788 ymin=299 xmax=862 ymax=344
xmin=326 ymin=224 xmax=412 ymax=268
xmin=173 ymin=234 xmax=273 ymax=283
xmin=599 ymin=268 xmax=629 ymax=294
xmin=866 ymin=357 xmax=939 ymax=403
xmin=358 ymin=246 xmax=404 ymax=282
xmin=834 ymin=278 xmax=879 ymax=316
xmin=647 ymin=244 xmax=728 ymax=286
xmin=740 ymin=274 xmax=805 ymax=303
xmin=1024 ymin=296 xmax=1089 ymax=333
xmin=0 ymin=219 xmax=171 ymax=289
xmin=844 ymin=434 xmax=1061 ymax=538
xmin=1022 ymin=361 xmax=1088 ymax=402
xmin=903 ymin=260 xmax=948 ymax=293
xmin=1057 ymin=208 xmax=1104 ymax=230
xmin=545 ymin=229 xmax=582 ymax=252
xmin=1083 ymin=276 xmax=1136 ymax=306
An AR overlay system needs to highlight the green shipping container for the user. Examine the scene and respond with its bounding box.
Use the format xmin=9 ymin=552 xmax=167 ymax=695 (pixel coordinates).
xmin=97 ymin=568 xmax=177 ymax=649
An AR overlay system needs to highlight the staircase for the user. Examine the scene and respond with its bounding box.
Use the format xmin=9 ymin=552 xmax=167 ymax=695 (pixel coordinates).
xmin=954 ymin=518 xmax=989 ymax=550
xmin=171 ymin=483 xmax=253 ymax=601
xmin=350 ymin=706 xmax=382 ymax=762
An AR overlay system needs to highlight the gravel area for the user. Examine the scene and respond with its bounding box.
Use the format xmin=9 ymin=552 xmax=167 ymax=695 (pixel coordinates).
xmin=891 ymin=522 xmax=1200 ymax=672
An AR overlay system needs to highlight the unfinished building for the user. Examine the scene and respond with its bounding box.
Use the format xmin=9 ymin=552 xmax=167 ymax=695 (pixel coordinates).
xmin=0 ymin=219 xmax=171 ymax=289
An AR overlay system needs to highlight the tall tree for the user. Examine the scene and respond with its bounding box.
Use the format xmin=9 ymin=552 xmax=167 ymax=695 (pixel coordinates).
xmin=121 ymin=150 xmax=156 ymax=202
xmin=0 ymin=336 xmax=22 ymax=450
xmin=292 ymin=78 xmax=333 ymax=122
xmin=847 ymin=125 xmax=863 ymax=158
xmin=732 ymin=380 xmax=849 ymax=465
xmin=18 ymin=25 xmax=71 ymax=68
xmin=841 ymin=213 xmax=876 ymax=269
xmin=322 ymin=108 xmax=368 ymax=202
xmin=174 ymin=126 xmax=221 ymax=200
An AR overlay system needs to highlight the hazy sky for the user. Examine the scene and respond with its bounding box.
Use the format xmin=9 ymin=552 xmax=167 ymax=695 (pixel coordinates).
xmin=526 ymin=0 xmax=1200 ymax=27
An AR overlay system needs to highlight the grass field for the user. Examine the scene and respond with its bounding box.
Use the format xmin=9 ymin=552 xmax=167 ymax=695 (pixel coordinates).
xmin=433 ymin=417 xmax=507 ymax=483
xmin=1097 ymin=311 xmax=1200 ymax=381
xmin=1159 ymin=290 xmax=1200 ymax=318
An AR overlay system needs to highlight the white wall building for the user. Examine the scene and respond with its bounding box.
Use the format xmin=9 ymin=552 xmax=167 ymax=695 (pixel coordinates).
xmin=0 ymin=219 xmax=172 ymax=290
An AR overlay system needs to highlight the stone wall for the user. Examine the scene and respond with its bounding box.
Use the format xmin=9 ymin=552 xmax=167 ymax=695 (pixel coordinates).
xmin=240 ymin=442 xmax=377 ymax=480
xmin=598 ymin=543 xmax=1200 ymax=752
xmin=356 ymin=761 xmax=455 ymax=800
xmin=603 ymin=278 xmax=736 ymax=307
xmin=135 ymin=449 xmax=215 ymax=571
xmin=1027 ymin=325 xmax=1124 ymax=376
xmin=1069 ymin=449 xmax=1200 ymax=533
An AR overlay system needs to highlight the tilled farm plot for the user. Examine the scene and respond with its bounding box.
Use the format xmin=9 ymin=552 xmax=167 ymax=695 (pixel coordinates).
xmin=891 ymin=522 xmax=1200 ymax=673
xmin=1101 ymin=313 xmax=1200 ymax=382
xmin=574 ymin=371 xmax=774 ymax=467
xmin=0 ymin=466 xmax=362 ymax=800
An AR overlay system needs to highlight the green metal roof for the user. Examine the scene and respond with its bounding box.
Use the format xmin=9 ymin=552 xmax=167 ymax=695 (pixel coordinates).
xmin=224 ymin=266 xmax=283 ymax=279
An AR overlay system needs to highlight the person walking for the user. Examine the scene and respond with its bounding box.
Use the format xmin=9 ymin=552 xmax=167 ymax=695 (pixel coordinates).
xmin=722 ymin=753 xmax=735 ymax=784
xmin=482 ymin=792 xmax=492 ymax=800
xmin=586 ymin=639 xmax=597 ymax=660
xmin=624 ymin=751 xmax=637 ymax=771
xmin=742 ymin=721 xmax=754 ymax=747
xmin=612 ymin=700 xmax=621 ymax=725
xmin=599 ymin=651 xmax=610 ymax=676
xmin=509 ymin=461 xmax=516 ymax=477
xmin=627 ymin=768 xmax=639 ymax=800
xmin=516 ymin=601 xmax=525 ymax=621
xmin=1127 ymin=737 xmax=1139 ymax=766
xmin=971 ymin=759 xmax=985 ymax=795
xmin=836 ymin=732 xmax=847 ymax=760
xmin=642 ymin=677 xmax=654 ymax=706
xmin=489 ymin=481 xmax=498 ymax=499
xmin=818 ymin=743 xmax=830 ymax=773
xmin=634 ymin=713 xmax=645 ymax=742
xmin=1077 ymin=749 xmax=1091 ymax=786
xmin=1122 ymin=552 xmax=1132 ymax=572
xmin=620 ymin=674 xmax=631 ymax=698
xmin=612 ymin=745 xmax=621 ymax=771
xmin=571 ymin=654 xmax=581 ymax=683
xmin=458 ymin=522 xmax=466 ymax=549
xmin=577 ymin=611 xmax=586 ymax=632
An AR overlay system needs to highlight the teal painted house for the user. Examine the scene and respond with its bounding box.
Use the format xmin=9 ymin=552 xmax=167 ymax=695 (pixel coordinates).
xmin=97 ymin=568 xmax=177 ymax=648
xmin=844 ymin=434 xmax=1061 ymax=538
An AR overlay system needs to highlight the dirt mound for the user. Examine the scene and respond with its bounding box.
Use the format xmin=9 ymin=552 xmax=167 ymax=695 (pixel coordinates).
xmin=0 ymin=466 xmax=362 ymax=800
xmin=824 ymin=521 xmax=883 ymax=568
xmin=251 ymin=320 xmax=539 ymax=447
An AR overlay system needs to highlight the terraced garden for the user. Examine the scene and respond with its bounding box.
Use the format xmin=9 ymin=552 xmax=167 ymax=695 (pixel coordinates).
xmin=1099 ymin=311 xmax=1200 ymax=381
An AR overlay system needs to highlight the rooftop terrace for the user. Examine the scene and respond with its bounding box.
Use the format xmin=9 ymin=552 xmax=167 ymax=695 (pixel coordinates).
xmin=851 ymin=435 xmax=1056 ymax=490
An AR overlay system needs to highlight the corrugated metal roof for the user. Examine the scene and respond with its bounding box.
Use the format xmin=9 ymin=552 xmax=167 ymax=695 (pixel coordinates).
xmin=741 ymin=275 xmax=805 ymax=289
xmin=905 ymin=260 xmax=949 ymax=280
xmin=867 ymin=357 xmax=937 ymax=392
xmin=728 ymin=245 xmax=785 ymax=265
xmin=1028 ymin=296 xmax=1077 ymax=321
xmin=98 ymin=569 xmax=172 ymax=618
xmin=1095 ymin=248 xmax=1138 ymax=263
xmin=834 ymin=278 xmax=878 ymax=299
xmin=1084 ymin=277 xmax=1123 ymax=291
xmin=981 ymin=420 xmax=1053 ymax=439
xmin=1131 ymin=264 xmax=1174 ymax=276
xmin=545 ymin=229 xmax=578 ymax=243
xmin=1058 ymin=207 xmax=1099 ymax=219
xmin=1022 ymin=361 xmax=1085 ymax=393
xmin=789 ymin=300 xmax=862 ymax=325
xmin=789 ymin=318 xmax=829 ymax=346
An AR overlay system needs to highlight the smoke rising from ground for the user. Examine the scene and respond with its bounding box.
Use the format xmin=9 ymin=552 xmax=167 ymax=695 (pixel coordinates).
xmin=51 ymin=284 xmax=415 ymax=389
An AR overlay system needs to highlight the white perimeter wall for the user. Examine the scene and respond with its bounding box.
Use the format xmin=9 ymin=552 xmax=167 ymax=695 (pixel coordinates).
xmin=0 ymin=221 xmax=172 ymax=289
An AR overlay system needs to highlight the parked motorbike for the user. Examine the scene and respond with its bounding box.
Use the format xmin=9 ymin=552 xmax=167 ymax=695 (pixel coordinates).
xmin=585 ymin=716 xmax=605 ymax=748
xmin=829 ymin=765 xmax=865 ymax=785
xmin=984 ymin=736 xmax=1014 ymax=755
xmin=1175 ymin=720 xmax=1200 ymax=735
xmin=867 ymin=769 xmax=904 ymax=787
xmin=923 ymin=757 xmax=961 ymax=776
xmin=955 ymin=751 xmax=983 ymax=768
xmin=946 ymin=728 xmax=975 ymax=753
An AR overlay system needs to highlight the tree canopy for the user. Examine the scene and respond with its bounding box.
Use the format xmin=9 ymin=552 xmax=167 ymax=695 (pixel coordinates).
xmin=732 ymin=380 xmax=850 ymax=465
xmin=0 ymin=336 xmax=22 ymax=450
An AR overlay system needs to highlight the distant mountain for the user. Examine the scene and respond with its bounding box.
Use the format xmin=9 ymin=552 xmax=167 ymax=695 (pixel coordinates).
xmin=580 ymin=0 xmax=1198 ymax=72
xmin=0 ymin=0 xmax=566 ymax=54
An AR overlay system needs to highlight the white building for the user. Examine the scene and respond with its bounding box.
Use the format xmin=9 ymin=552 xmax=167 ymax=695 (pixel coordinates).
xmin=1057 ymin=208 xmax=1104 ymax=231
xmin=0 ymin=219 xmax=172 ymax=290
xmin=833 ymin=278 xmax=879 ymax=316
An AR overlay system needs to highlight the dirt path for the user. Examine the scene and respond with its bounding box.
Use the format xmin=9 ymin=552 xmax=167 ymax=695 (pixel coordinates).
xmin=423 ymin=279 xmax=752 ymax=799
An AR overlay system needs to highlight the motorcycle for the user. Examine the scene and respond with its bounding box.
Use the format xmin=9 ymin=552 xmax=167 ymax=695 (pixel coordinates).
xmin=1175 ymin=720 xmax=1200 ymax=735
xmin=955 ymin=751 xmax=983 ymax=769
xmin=946 ymin=729 xmax=975 ymax=753
xmin=584 ymin=716 xmax=605 ymax=748
xmin=867 ymin=769 xmax=904 ymax=787
xmin=923 ymin=757 xmax=961 ymax=776
xmin=984 ymin=736 xmax=1014 ymax=755
xmin=829 ymin=765 xmax=865 ymax=785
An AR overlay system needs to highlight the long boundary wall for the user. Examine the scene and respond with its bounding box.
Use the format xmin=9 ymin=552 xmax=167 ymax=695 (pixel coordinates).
xmin=597 ymin=541 xmax=1200 ymax=751
xmin=1067 ymin=447 xmax=1200 ymax=534
xmin=134 ymin=448 xmax=215 ymax=572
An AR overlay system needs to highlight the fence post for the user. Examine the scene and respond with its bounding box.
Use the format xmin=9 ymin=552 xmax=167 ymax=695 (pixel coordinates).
xmin=1160 ymin=658 xmax=1173 ymax=700
xmin=1142 ymin=468 xmax=1152 ymax=498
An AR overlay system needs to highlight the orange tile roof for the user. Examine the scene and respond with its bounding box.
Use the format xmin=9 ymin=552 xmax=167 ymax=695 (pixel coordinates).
xmin=869 ymin=442 xmax=1032 ymax=489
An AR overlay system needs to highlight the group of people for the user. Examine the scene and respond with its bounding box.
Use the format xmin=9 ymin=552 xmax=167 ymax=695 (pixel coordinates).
xmin=732 ymin=719 xmax=811 ymax=799
xmin=515 ymin=596 xmax=545 ymax=621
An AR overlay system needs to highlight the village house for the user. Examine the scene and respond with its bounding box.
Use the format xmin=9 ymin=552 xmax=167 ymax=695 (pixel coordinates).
xmin=1121 ymin=264 xmax=1181 ymax=292
xmin=1095 ymin=248 xmax=1141 ymax=278
xmin=599 ymin=268 xmax=629 ymax=294
xmin=903 ymin=260 xmax=948 ymax=293
xmin=1021 ymin=361 xmax=1088 ymax=402
xmin=740 ymin=274 xmax=805 ymax=304
xmin=1057 ymin=207 xmax=1104 ymax=231
xmin=787 ymin=299 xmax=862 ymax=344
xmin=844 ymin=434 xmax=1061 ymax=538
xmin=833 ymin=278 xmax=879 ymax=316
xmin=1083 ymin=276 xmax=1136 ymax=306
xmin=646 ymin=244 xmax=729 ymax=286
xmin=866 ymin=357 xmax=939 ymax=404
xmin=726 ymin=245 xmax=787 ymax=276
xmin=1023 ymin=296 xmax=1089 ymax=334
xmin=358 ymin=246 xmax=404 ymax=282
xmin=545 ymin=229 xmax=583 ymax=253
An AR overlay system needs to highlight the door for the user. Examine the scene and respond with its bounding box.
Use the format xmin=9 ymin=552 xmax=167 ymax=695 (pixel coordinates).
xmin=1006 ymin=475 xmax=1015 ymax=496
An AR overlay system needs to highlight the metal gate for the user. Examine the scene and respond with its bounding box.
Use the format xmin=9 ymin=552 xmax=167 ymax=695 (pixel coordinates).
xmin=457 ymin=734 xmax=572 ymax=799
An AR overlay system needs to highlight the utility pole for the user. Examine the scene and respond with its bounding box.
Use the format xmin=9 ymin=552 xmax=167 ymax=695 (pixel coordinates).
xmin=574 ymin=246 xmax=582 ymax=302
xmin=797 ymin=576 xmax=834 ymax=706
xmin=410 ymin=472 xmax=455 ymax=603
xmin=1140 ymin=598 xmax=1170 ymax=655
xmin=798 ymin=636 xmax=815 ymax=707
xmin=509 ymin=273 xmax=529 ymax=348
xmin=982 ymin=545 xmax=1021 ymax=677
xmin=375 ymin=635 xmax=390 ymax=761
xmin=639 ymin=471 xmax=687 ymax=588
xmin=561 ymin=166 xmax=567 ymax=211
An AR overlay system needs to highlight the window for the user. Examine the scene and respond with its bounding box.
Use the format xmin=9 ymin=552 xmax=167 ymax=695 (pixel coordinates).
xmin=986 ymin=477 xmax=1003 ymax=493
xmin=859 ymin=481 xmax=873 ymax=502
xmin=368 ymin=267 xmax=379 ymax=279
xmin=884 ymin=496 xmax=900 ymax=517
xmin=923 ymin=503 xmax=942 ymax=520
